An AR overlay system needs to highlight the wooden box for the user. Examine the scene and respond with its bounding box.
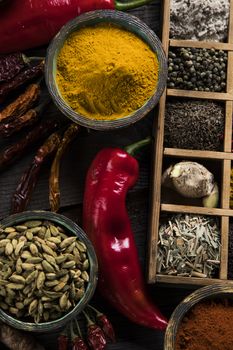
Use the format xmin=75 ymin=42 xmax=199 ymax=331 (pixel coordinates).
xmin=148 ymin=0 xmax=233 ymax=286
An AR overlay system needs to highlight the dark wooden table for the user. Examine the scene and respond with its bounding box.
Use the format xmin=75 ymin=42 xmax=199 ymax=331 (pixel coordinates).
xmin=0 ymin=1 xmax=196 ymax=349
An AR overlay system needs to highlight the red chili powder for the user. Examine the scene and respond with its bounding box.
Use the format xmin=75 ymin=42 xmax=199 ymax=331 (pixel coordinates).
xmin=175 ymin=299 xmax=233 ymax=350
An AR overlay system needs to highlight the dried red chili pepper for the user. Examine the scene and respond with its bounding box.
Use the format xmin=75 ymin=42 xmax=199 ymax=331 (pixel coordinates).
xmin=58 ymin=334 xmax=69 ymax=350
xmin=0 ymin=99 xmax=49 ymax=138
xmin=49 ymin=123 xmax=80 ymax=212
xmin=83 ymin=138 xmax=168 ymax=331
xmin=83 ymin=311 xmax=107 ymax=350
xmin=0 ymin=0 xmax=153 ymax=53
xmin=87 ymin=305 xmax=115 ymax=342
xmin=71 ymin=319 xmax=89 ymax=350
xmin=0 ymin=53 xmax=29 ymax=83
xmin=0 ymin=83 xmax=40 ymax=123
xmin=0 ymin=61 xmax=44 ymax=100
xmin=11 ymin=131 xmax=61 ymax=214
xmin=0 ymin=118 xmax=58 ymax=172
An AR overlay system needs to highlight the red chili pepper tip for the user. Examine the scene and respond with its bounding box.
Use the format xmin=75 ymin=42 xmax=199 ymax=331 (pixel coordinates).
xmin=87 ymin=324 xmax=107 ymax=350
xmin=58 ymin=334 xmax=69 ymax=350
xmin=72 ymin=336 xmax=89 ymax=350
xmin=97 ymin=314 xmax=116 ymax=343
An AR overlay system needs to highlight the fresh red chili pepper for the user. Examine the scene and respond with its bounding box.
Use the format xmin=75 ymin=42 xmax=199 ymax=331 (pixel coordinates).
xmin=83 ymin=138 xmax=168 ymax=331
xmin=83 ymin=311 xmax=107 ymax=350
xmin=0 ymin=0 xmax=153 ymax=53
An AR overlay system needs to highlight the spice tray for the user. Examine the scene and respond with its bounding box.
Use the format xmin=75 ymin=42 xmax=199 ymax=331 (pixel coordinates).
xmin=148 ymin=0 xmax=233 ymax=286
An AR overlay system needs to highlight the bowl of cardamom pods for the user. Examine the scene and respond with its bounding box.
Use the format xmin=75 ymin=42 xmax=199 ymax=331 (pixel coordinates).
xmin=45 ymin=9 xmax=167 ymax=130
xmin=0 ymin=210 xmax=98 ymax=332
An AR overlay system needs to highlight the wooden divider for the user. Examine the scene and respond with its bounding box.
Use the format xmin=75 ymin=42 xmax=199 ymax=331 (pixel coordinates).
xmin=148 ymin=0 xmax=233 ymax=286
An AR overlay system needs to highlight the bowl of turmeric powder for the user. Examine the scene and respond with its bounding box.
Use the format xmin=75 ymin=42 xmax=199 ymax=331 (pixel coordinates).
xmin=45 ymin=10 xmax=167 ymax=130
xmin=164 ymin=284 xmax=233 ymax=350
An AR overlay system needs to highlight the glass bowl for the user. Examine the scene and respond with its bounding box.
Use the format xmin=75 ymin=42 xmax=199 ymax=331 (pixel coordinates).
xmin=164 ymin=284 xmax=233 ymax=350
xmin=0 ymin=210 xmax=98 ymax=332
xmin=45 ymin=9 xmax=167 ymax=130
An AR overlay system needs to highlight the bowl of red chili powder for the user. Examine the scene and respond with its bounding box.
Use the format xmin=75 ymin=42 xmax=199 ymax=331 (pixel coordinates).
xmin=165 ymin=284 xmax=233 ymax=350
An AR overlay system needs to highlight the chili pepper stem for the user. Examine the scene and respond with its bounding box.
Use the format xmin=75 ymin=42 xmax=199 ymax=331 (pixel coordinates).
xmin=74 ymin=318 xmax=83 ymax=338
xmin=115 ymin=0 xmax=153 ymax=11
xmin=83 ymin=311 xmax=94 ymax=326
xmin=87 ymin=304 xmax=102 ymax=316
xmin=124 ymin=137 xmax=152 ymax=157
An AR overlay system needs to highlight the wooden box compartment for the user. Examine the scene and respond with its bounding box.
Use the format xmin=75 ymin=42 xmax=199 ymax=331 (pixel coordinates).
xmin=148 ymin=0 xmax=233 ymax=286
xmin=161 ymin=156 xmax=223 ymax=208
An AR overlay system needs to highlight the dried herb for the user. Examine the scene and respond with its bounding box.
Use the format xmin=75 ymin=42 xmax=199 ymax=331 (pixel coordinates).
xmin=164 ymin=99 xmax=225 ymax=150
xmin=0 ymin=60 xmax=44 ymax=99
xmin=0 ymin=118 xmax=58 ymax=172
xmin=11 ymin=132 xmax=61 ymax=214
xmin=167 ymin=47 xmax=227 ymax=92
xmin=0 ymin=99 xmax=49 ymax=138
xmin=49 ymin=123 xmax=80 ymax=212
xmin=157 ymin=214 xmax=221 ymax=278
xmin=0 ymin=83 xmax=40 ymax=123
xmin=0 ymin=53 xmax=28 ymax=83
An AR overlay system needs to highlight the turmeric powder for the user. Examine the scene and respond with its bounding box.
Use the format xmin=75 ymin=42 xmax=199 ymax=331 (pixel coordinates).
xmin=56 ymin=23 xmax=159 ymax=120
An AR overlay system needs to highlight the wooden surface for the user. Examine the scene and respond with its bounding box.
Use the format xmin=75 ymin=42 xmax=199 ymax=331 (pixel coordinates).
xmin=0 ymin=1 xmax=193 ymax=350
xmin=148 ymin=0 xmax=233 ymax=287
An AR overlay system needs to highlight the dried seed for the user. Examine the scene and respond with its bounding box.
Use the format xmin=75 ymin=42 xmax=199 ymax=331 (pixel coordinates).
xmin=0 ymin=301 xmax=8 ymax=310
xmin=7 ymin=283 xmax=24 ymax=290
xmin=5 ymin=242 xmax=13 ymax=255
xmin=0 ymin=279 xmax=9 ymax=286
xmin=36 ymin=271 xmax=45 ymax=289
xmin=82 ymin=259 xmax=89 ymax=271
xmin=62 ymin=261 xmax=76 ymax=269
xmin=7 ymin=231 xmax=18 ymax=239
xmin=29 ymin=299 xmax=38 ymax=314
xmin=26 ymin=231 xmax=33 ymax=240
xmin=44 ymin=311 xmax=50 ymax=321
xmin=54 ymin=281 xmax=66 ymax=292
xmin=30 ymin=243 xmax=38 ymax=255
xmin=49 ymin=225 xmax=60 ymax=236
xmin=15 ymin=225 xmax=27 ymax=232
xmin=26 ymin=257 xmax=43 ymax=264
xmin=9 ymin=307 xmax=19 ymax=315
xmin=9 ymin=275 xmax=25 ymax=284
xmin=21 ymin=251 xmax=32 ymax=259
xmin=43 ymin=290 xmax=62 ymax=299
xmin=81 ymin=271 xmax=89 ymax=282
xmin=76 ymin=241 xmax=87 ymax=253
xmin=37 ymin=227 xmax=46 ymax=238
xmin=57 ymin=269 xmax=68 ymax=278
xmin=4 ymin=227 xmax=16 ymax=233
xmin=46 ymin=273 xmax=57 ymax=280
xmin=44 ymin=228 xmax=51 ymax=239
xmin=60 ymin=237 xmax=76 ymax=249
xmin=35 ymin=263 xmax=43 ymax=271
xmin=21 ymin=263 xmax=35 ymax=271
xmin=47 ymin=237 xmax=61 ymax=244
xmin=28 ymin=227 xmax=41 ymax=234
xmin=55 ymin=255 xmax=67 ymax=264
xmin=60 ymin=274 xmax=69 ymax=284
xmin=42 ymin=260 xmax=55 ymax=273
xmin=59 ymin=292 xmax=68 ymax=310
xmin=15 ymin=302 xmax=24 ymax=310
xmin=16 ymin=257 xmax=23 ymax=274
xmin=15 ymin=241 xmax=25 ymax=255
xmin=11 ymin=238 xmax=18 ymax=249
xmin=38 ymin=300 xmax=43 ymax=317
xmin=42 ymin=243 xmax=55 ymax=257
xmin=45 ymin=280 xmax=59 ymax=287
xmin=75 ymin=288 xmax=85 ymax=300
xmin=24 ymin=220 xmax=42 ymax=228
xmin=65 ymin=242 xmax=76 ymax=254
xmin=45 ymin=241 xmax=57 ymax=250
xmin=0 ymin=239 xmax=10 ymax=247
xmin=0 ymin=288 xmax=6 ymax=297
xmin=43 ymin=302 xmax=53 ymax=309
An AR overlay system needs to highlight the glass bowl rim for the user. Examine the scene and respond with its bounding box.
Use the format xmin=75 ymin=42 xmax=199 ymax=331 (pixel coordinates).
xmin=164 ymin=283 xmax=233 ymax=350
xmin=45 ymin=9 xmax=167 ymax=130
xmin=0 ymin=210 xmax=98 ymax=332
